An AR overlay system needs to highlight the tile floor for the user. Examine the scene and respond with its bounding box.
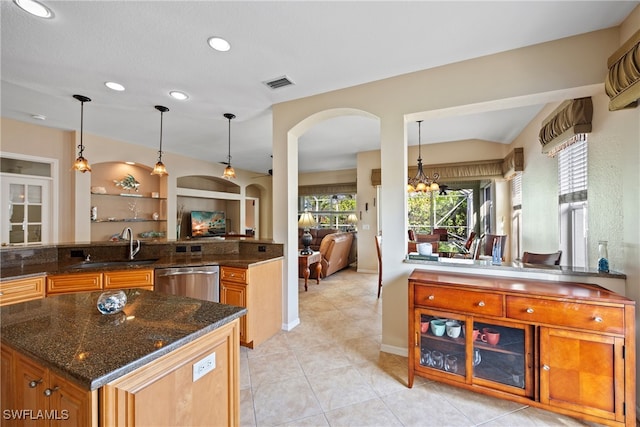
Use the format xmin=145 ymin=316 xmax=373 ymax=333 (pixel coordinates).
xmin=239 ymin=266 xmax=603 ymax=427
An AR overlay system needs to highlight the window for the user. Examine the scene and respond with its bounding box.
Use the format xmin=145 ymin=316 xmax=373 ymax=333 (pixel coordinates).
xmin=408 ymin=187 xmax=473 ymax=242
xmin=557 ymin=135 xmax=588 ymax=267
xmin=299 ymin=193 xmax=356 ymax=230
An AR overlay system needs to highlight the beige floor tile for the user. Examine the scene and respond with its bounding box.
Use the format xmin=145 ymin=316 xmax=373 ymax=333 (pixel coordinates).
xmin=245 ymin=332 xmax=291 ymax=360
xmin=240 ymin=388 xmax=256 ymax=427
xmin=293 ymin=342 xmax=352 ymax=375
xmin=482 ymin=406 xmax=605 ymax=426
xmin=240 ymin=355 xmax=251 ymax=390
xmin=307 ymin=365 xmax=378 ymax=412
xmin=381 ymin=382 xmax=472 ymax=426
xmin=355 ymin=359 xmax=413 ymax=396
xmin=277 ymin=413 xmax=330 ymax=427
xmin=252 ymin=376 xmax=323 ymax=426
xmin=323 ymin=397 xmax=403 ymax=427
xmin=248 ymin=350 xmax=305 ymax=388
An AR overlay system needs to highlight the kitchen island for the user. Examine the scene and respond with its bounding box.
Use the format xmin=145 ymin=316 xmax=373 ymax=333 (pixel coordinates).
xmin=1 ymin=289 xmax=246 ymax=426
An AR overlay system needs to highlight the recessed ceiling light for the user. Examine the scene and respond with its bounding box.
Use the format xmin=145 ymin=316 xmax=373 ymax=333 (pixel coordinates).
xmin=31 ymin=114 xmax=46 ymax=121
xmin=125 ymin=162 xmax=136 ymax=165
xmin=207 ymin=37 xmax=231 ymax=52
xmin=14 ymin=0 xmax=53 ymax=18
xmin=105 ymin=81 xmax=125 ymax=92
xmin=169 ymin=90 xmax=189 ymax=101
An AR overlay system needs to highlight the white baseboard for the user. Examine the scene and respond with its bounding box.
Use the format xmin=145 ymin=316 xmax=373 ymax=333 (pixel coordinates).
xmin=282 ymin=317 xmax=300 ymax=331
xmin=380 ymin=343 xmax=408 ymax=357
xmin=357 ymin=268 xmax=378 ymax=274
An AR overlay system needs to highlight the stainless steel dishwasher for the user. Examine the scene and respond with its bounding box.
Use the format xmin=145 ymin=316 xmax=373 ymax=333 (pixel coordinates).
xmin=154 ymin=265 xmax=220 ymax=302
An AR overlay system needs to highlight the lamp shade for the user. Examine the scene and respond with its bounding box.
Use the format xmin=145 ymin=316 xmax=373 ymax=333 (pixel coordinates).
xmin=347 ymin=214 xmax=358 ymax=224
xmin=298 ymin=211 xmax=316 ymax=229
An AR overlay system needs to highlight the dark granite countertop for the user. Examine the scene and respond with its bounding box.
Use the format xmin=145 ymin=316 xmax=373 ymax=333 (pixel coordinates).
xmin=0 ymin=289 xmax=246 ymax=390
xmin=0 ymin=254 xmax=283 ymax=281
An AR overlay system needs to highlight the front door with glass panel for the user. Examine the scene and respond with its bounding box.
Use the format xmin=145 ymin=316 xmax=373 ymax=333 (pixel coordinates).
xmin=1 ymin=176 xmax=50 ymax=245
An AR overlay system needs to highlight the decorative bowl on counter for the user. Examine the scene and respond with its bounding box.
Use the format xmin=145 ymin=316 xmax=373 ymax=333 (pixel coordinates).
xmin=97 ymin=290 xmax=127 ymax=315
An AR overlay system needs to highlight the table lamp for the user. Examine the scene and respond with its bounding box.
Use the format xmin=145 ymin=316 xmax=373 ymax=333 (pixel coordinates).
xmin=347 ymin=213 xmax=358 ymax=231
xmin=298 ymin=211 xmax=316 ymax=255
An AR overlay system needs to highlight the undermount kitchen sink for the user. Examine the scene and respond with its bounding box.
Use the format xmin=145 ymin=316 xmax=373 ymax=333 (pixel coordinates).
xmin=70 ymin=259 xmax=159 ymax=269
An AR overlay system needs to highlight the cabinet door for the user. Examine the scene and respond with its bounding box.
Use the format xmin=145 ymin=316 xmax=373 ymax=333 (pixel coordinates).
xmin=220 ymin=281 xmax=247 ymax=344
xmin=1 ymin=346 xmax=15 ymax=426
xmin=414 ymin=309 xmax=466 ymax=383
xmin=47 ymin=372 xmax=97 ymax=427
xmin=103 ymin=269 xmax=154 ymax=290
xmin=472 ymin=318 xmax=533 ymax=397
xmin=540 ymin=327 xmax=625 ymax=423
xmin=14 ymin=352 xmax=49 ymax=427
xmin=0 ymin=276 xmax=45 ymax=306
xmin=46 ymin=273 xmax=102 ymax=295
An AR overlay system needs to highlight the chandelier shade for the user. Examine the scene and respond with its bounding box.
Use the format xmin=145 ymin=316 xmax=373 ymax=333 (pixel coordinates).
xmin=407 ymin=120 xmax=439 ymax=193
xmin=222 ymin=113 xmax=236 ymax=179
xmin=72 ymin=94 xmax=92 ymax=173
xmin=151 ymin=105 xmax=169 ymax=176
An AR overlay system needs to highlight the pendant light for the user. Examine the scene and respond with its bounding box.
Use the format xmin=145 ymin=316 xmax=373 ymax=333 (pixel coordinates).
xmin=151 ymin=105 xmax=169 ymax=176
xmin=222 ymin=113 xmax=236 ymax=179
xmin=72 ymin=94 xmax=92 ymax=173
xmin=407 ymin=120 xmax=439 ymax=193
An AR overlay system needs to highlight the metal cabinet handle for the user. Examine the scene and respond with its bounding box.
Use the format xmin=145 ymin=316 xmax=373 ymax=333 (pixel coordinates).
xmin=478 ymin=301 xmax=485 ymax=307
xmin=428 ymin=295 xmax=434 ymax=300
xmin=594 ymin=316 xmax=603 ymax=323
xmin=526 ymin=308 xmax=534 ymax=314
xmin=28 ymin=379 xmax=42 ymax=388
xmin=43 ymin=386 xmax=59 ymax=397
xmin=0 ymin=291 xmax=4 ymax=296
xmin=543 ymin=365 xmax=550 ymax=371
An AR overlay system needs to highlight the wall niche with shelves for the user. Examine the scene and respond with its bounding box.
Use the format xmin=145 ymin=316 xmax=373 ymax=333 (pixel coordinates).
xmin=176 ymin=175 xmax=240 ymax=240
xmin=90 ymin=162 xmax=166 ymax=242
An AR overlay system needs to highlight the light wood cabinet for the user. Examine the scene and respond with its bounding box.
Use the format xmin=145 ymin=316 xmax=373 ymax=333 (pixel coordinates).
xmin=46 ymin=269 xmax=154 ymax=295
xmin=4 ymin=347 xmax=97 ymax=427
xmin=408 ymin=270 xmax=635 ymax=427
xmin=0 ymin=276 xmax=45 ymax=306
xmin=100 ymin=318 xmax=240 ymax=427
xmin=46 ymin=272 xmax=103 ymax=295
xmin=103 ymin=269 xmax=153 ymax=291
xmin=220 ymin=260 xmax=282 ymax=348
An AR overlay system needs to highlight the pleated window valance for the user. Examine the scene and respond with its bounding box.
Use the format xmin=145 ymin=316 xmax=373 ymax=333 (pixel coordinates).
xmin=605 ymin=28 xmax=640 ymax=111
xmin=298 ymin=182 xmax=357 ymax=196
xmin=370 ymin=148 xmax=523 ymax=186
xmin=538 ymin=97 xmax=592 ymax=156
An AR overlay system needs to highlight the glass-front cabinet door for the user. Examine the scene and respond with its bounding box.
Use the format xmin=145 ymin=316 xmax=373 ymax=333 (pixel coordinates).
xmin=472 ymin=318 xmax=534 ymax=397
xmin=415 ymin=310 xmax=467 ymax=382
xmin=1 ymin=176 xmax=50 ymax=246
xmin=414 ymin=309 xmax=533 ymax=395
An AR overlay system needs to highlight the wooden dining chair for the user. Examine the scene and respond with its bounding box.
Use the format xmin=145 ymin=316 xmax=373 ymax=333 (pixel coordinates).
xmin=375 ymin=235 xmax=382 ymax=298
xmin=522 ymin=250 xmax=562 ymax=266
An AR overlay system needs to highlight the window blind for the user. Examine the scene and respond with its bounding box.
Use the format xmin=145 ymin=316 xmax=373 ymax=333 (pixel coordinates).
xmin=511 ymin=173 xmax=522 ymax=210
xmin=558 ymin=137 xmax=587 ymax=204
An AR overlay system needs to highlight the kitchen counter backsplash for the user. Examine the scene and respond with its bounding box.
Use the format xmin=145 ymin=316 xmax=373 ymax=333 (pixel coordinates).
xmin=2 ymin=240 xmax=283 ymax=270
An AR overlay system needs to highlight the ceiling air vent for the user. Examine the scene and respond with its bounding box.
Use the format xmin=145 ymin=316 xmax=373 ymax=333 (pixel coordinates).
xmin=263 ymin=75 xmax=294 ymax=90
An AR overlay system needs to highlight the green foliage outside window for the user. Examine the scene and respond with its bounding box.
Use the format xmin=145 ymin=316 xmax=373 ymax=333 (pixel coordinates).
xmin=408 ymin=190 xmax=470 ymax=240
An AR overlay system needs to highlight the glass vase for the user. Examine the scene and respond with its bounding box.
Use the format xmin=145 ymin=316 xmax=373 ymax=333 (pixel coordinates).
xmin=597 ymin=240 xmax=609 ymax=273
xmin=97 ymin=290 xmax=127 ymax=315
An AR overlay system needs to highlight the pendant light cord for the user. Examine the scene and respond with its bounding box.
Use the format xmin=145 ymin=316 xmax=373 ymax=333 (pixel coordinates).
xmin=79 ymin=100 xmax=85 ymax=156
xmin=158 ymin=110 xmax=164 ymax=160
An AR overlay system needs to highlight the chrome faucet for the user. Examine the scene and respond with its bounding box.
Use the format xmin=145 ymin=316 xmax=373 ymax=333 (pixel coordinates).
xmin=120 ymin=227 xmax=140 ymax=260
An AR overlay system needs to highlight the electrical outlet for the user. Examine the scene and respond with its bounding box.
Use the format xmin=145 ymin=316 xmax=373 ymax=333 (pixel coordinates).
xmin=258 ymin=245 xmax=266 ymax=252
xmin=192 ymin=352 xmax=216 ymax=382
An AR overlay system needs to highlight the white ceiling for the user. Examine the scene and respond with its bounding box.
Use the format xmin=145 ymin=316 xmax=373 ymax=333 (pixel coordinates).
xmin=1 ymin=1 xmax=637 ymax=174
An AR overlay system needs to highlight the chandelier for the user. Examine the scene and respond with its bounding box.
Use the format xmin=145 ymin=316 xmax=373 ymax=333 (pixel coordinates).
xmin=407 ymin=120 xmax=439 ymax=193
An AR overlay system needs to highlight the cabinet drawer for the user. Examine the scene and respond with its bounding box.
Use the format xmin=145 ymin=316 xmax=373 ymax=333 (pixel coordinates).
xmin=104 ymin=269 xmax=154 ymax=289
xmin=506 ymin=296 xmax=624 ymax=334
xmin=47 ymin=272 xmax=103 ymax=295
xmin=414 ymin=284 xmax=503 ymax=317
xmin=0 ymin=276 xmax=45 ymax=306
xmin=221 ymin=267 xmax=247 ymax=284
